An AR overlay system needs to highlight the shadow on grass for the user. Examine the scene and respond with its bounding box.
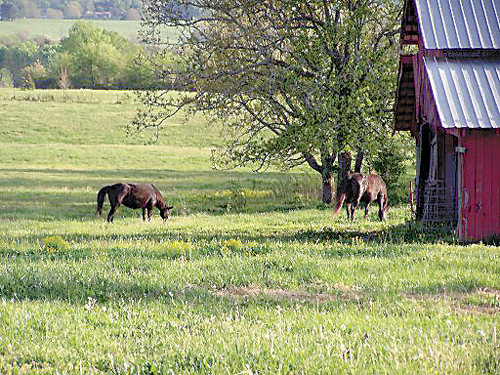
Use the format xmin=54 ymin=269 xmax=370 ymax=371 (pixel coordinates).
xmin=0 ymin=167 xmax=311 ymax=186
xmin=0 ymin=268 xmax=370 ymax=311
xmin=3 ymin=219 xmax=457 ymax=259
xmin=0 ymin=218 xmax=458 ymax=256
xmin=0 ymin=167 xmax=321 ymax=221
xmin=0 ymin=222 xmax=478 ymax=307
xmin=0 ymin=260 xmax=484 ymax=308
xmin=292 ymin=221 xmax=457 ymax=244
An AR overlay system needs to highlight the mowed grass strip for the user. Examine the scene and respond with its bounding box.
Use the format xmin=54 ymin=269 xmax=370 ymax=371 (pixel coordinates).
xmin=0 ymin=88 xmax=499 ymax=374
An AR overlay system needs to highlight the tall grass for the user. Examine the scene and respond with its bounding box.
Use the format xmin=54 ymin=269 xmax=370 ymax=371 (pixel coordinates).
xmin=0 ymin=88 xmax=499 ymax=374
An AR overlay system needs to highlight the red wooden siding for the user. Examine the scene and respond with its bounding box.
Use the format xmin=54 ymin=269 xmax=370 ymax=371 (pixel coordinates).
xmin=461 ymin=131 xmax=500 ymax=240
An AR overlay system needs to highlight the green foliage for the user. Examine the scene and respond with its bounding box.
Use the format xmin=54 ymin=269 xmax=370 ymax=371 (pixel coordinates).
xmin=0 ymin=21 xmax=180 ymax=89
xmin=52 ymin=21 xmax=139 ymax=87
xmin=21 ymin=59 xmax=46 ymax=88
xmin=372 ymin=142 xmax=407 ymax=187
xmin=370 ymin=133 xmax=414 ymax=204
xmin=0 ymin=0 xmax=144 ymax=20
xmin=0 ymin=37 xmax=57 ymax=87
xmin=0 ymin=0 xmax=20 ymax=20
xmin=0 ymin=40 xmax=41 ymax=85
xmin=123 ymin=51 xmax=159 ymax=89
xmin=0 ymin=67 xmax=12 ymax=86
xmin=137 ymin=0 xmax=403 ymax=203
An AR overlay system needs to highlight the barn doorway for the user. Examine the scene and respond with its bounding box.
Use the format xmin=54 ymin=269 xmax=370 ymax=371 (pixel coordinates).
xmin=417 ymin=124 xmax=458 ymax=225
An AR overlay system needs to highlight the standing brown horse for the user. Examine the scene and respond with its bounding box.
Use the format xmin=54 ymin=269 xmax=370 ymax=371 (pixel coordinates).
xmin=332 ymin=173 xmax=389 ymax=221
xmin=96 ymin=183 xmax=173 ymax=222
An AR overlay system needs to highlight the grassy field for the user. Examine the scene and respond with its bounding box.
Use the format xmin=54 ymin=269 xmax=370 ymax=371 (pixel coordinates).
xmin=0 ymin=19 xmax=177 ymax=42
xmin=0 ymin=88 xmax=499 ymax=374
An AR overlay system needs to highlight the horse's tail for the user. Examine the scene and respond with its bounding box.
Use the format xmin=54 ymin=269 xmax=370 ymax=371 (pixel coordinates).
xmin=379 ymin=177 xmax=389 ymax=211
xmin=96 ymin=185 xmax=111 ymax=218
xmin=332 ymin=193 xmax=346 ymax=219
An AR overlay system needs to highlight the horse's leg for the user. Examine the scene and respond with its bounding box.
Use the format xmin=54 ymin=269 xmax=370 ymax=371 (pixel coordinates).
xmin=364 ymin=202 xmax=370 ymax=219
xmin=346 ymin=202 xmax=352 ymax=220
xmin=350 ymin=182 xmax=362 ymax=222
xmin=142 ymin=207 xmax=147 ymax=221
xmin=107 ymin=205 xmax=117 ymax=222
xmin=107 ymin=186 xmax=127 ymax=222
xmin=147 ymin=206 xmax=153 ymax=221
xmin=348 ymin=200 xmax=355 ymax=221
xmin=378 ymin=196 xmax=385 ymax=221
xmin=352 ymin=195 xmax=363 ymax=222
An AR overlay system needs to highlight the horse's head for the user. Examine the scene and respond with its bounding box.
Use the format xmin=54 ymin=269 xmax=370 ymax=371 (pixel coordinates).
xmin=160 ymin=206 xmax=174 ymax=221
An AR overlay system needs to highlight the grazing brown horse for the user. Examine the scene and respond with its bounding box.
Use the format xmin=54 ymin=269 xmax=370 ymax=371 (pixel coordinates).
xmin=96 ymin=183 xmax=173 ymax=222
xmin=332 ymin=173 xmax=389 ymax=221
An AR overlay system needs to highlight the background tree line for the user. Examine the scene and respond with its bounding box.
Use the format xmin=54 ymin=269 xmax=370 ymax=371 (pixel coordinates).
xmin=0 ymin=0 xmax=200 ymax=20
xmin=0 ymin=21 xmax=169 ymax=89
xmin=0 ymin=0 xmax=142 ymax=20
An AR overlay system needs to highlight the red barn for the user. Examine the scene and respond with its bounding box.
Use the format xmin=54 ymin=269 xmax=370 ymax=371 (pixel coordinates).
xmin=395 ymin=0 xmax=500 ymax=241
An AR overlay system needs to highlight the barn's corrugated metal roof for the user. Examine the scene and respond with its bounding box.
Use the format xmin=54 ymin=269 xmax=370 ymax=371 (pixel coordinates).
xmin=425 ymin=57 xmax=500 ymax=128
xmin=415 ymin=0 xmax=500 ymax=49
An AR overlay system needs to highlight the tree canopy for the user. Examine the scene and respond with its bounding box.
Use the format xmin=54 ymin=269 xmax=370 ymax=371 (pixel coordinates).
xmin=0 ymin=21 xmax=163 ymax=89
xmin=56 ymin=21 xmax=138 ymax=87
xmin=0 ymin=0 xmax=143 ymax=20
xmin=134 ymin=0 xmax=403 ymax=203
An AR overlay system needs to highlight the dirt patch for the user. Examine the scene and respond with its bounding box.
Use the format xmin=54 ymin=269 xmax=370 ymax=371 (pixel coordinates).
xmin=215 ymin=283 xmax=365 ymax=304
xmin=451 ymin=303 xmax=499 ymax=315
xmin=403 ymin=288 xmax=500 ymax=315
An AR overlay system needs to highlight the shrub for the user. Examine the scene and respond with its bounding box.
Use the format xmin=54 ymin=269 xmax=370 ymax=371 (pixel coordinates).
xmin=372 ymin=140 xmax=409 ymax=204
xmin=46 ymin=8 xmax=63 ymax=19
xmin=22 ymin=60 xmax=47 ymax=89
xmin=0 ymin=68 xmax=13 ymax=87
xmin=57 ymin=67 xmax=71 ymax=89
xmin=126 ymin=8 xmax=141 ymax=20
xmin=372 ymin=142 xmax=406 ymax=188
xmin=63 ymin=2 xmax=82 ymax=19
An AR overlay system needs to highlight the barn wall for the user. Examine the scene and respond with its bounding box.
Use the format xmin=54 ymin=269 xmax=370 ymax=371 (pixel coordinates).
xmin=460 ymin=130 xmax=500 ymax=240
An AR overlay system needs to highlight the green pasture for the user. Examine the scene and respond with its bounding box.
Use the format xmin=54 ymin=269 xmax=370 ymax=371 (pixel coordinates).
xmin=0 ymin=19 xmax=177 ymax=42
xmin=0 ymin=88 xmax=499 ymax=374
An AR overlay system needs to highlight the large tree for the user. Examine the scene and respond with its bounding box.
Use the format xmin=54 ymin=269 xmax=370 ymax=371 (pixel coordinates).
xmin=0 ymin=0 xmax=20 ymax=20
xmin=54 ymin=21 xmax=139 ymax=88
xmin=133 ymin=0 xmax=401 ymax=203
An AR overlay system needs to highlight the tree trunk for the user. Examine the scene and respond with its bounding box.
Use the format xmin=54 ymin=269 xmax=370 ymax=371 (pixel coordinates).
xmin=322 ymin=169 xmax=334 ymax=204
xmin=338 ymin=152 xmax=352 ymax=181
xmin=354 ymin=151 xmax=363 ymax=172
xmin=303 ymin=152 xmax=336 ymax=205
